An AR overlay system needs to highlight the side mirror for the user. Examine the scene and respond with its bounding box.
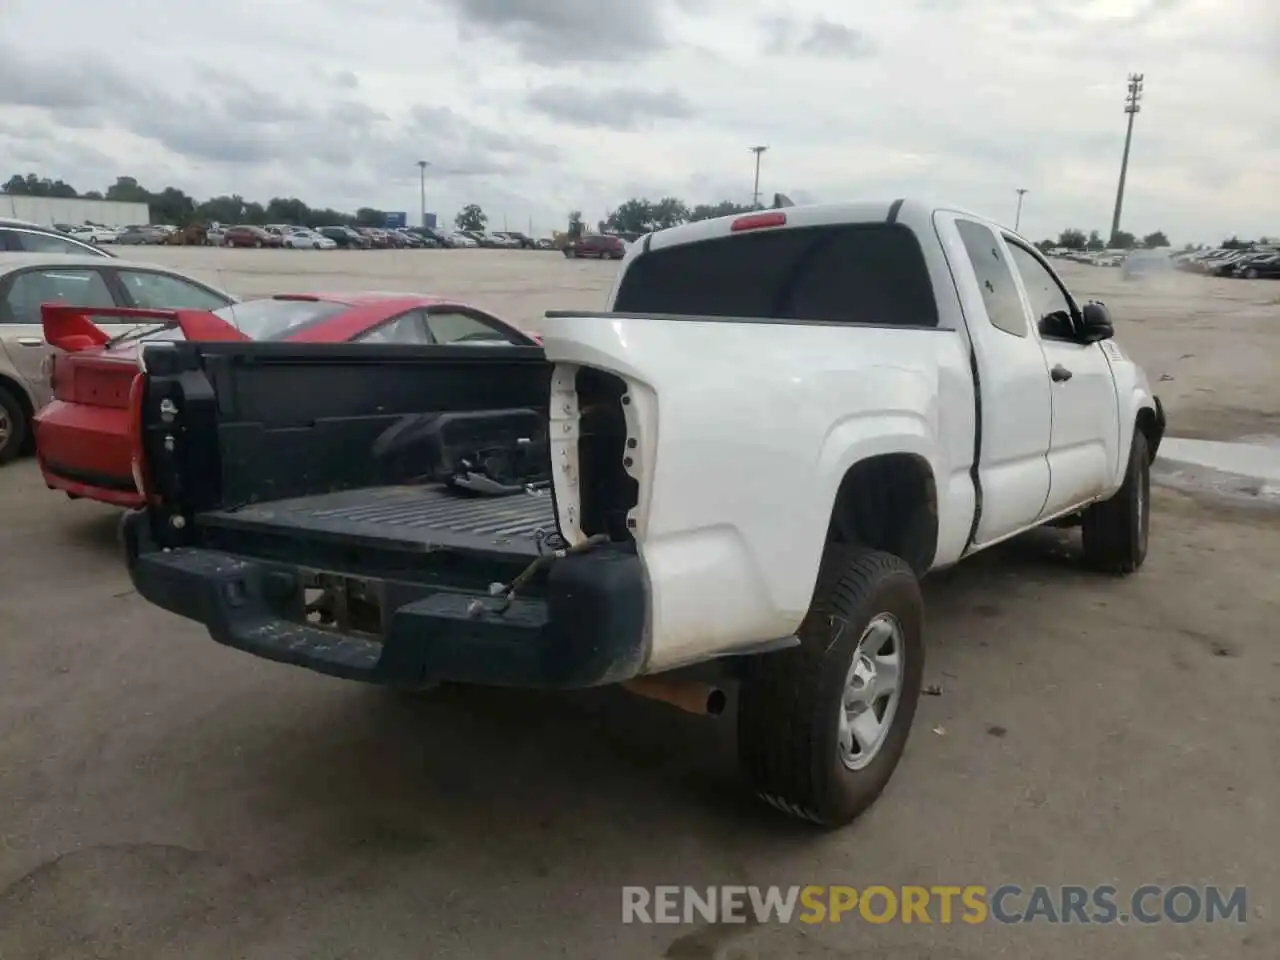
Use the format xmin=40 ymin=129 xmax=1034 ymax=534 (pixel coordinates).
xmin=1079 ymin=301 xmax=1114 ymax=343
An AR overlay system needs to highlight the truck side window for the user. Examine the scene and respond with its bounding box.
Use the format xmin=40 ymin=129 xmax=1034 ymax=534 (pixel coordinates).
xmin=955 ymin=220 xmax=1028 ymax=338
xmin=1005 ymin=242 xmax=1077 ymax=341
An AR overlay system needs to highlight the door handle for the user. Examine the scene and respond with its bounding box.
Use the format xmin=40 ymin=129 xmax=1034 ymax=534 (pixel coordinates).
xmin=16 ymin=337 xmax=45 ymax=347
xmin=1050 ymin=365 xmax=1073 ymax=383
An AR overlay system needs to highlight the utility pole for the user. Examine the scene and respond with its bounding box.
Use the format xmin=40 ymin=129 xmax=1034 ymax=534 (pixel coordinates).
xmin=1109 ymin=73 xmax=1143 ymax=246
xmin=416 ymin=160 xmax=430 ymax=227
xmin=749 ymin=146 xmax=768 ymax=209
xmin=1014 ymin=188 xmax=1028 ymax=232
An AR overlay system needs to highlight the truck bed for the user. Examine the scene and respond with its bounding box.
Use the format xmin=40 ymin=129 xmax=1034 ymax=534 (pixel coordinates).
xmin=196 ymin=484 xmax=559 ymax=559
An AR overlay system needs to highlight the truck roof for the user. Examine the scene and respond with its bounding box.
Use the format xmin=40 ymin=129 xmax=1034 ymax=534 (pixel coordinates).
xmin=644 ymin=198 xmax=996 ymax=254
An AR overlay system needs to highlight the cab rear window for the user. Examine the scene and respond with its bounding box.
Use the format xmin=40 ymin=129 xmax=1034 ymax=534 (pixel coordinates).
xmin=613 ymin=223 xmax=938 ymax=327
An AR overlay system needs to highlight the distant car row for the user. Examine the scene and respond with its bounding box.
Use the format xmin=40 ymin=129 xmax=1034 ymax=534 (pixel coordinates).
xmin=1171 ymin=246 xmax=1280 ymax=279
xmin=208 ymin=224 xmax=560 ymax=251
xmin=1046 ymin=245 xmax=1280 ymax=279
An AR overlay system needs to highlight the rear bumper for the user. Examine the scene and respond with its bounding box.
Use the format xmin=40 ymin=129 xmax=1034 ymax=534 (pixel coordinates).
xmin=121 ymin=510 xmax=649 ymax=689
xmin=34 ymin=401 xmax=139 ymax=506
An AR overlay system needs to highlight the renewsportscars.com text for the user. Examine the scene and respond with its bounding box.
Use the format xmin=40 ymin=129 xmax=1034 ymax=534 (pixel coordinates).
xmin=622 ymin=885 xmax=1248 ymax=926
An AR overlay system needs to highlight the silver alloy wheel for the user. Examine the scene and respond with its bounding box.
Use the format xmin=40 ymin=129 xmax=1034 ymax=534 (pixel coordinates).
xmin=838 ymin=613 xmax=905 ymax=771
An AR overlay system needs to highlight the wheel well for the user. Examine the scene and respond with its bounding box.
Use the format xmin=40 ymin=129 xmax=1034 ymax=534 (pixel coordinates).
xmin=0 ymin=373 xmax=34 ymax=420
xmin=0 ymin=373 xmax=35 ymax=452
xmin=1135 ymin=407 xmax=1163 ymax=462
xmin=827 ymin=454 xmax=937 ymax=576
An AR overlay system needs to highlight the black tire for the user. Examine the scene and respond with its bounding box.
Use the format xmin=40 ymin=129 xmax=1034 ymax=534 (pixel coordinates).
xmin=563 ymin=247 xmax=575 ymax=258
xmin=1246 ymin=268 xmax=1259 ymax=280
xmin=254 ymin=240 xmax=263 ymax=249
xmin=0 ymin=386 xmax=28 ymax=465
xmin=737 ymin=545 xmax=925 ymax=827
xmin=1082 ymin=430 xmax=1150 ymax=575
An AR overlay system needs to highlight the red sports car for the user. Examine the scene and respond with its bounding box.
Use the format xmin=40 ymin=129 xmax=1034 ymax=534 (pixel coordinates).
xmin=34 ymin=292 xmax=537 ymax=507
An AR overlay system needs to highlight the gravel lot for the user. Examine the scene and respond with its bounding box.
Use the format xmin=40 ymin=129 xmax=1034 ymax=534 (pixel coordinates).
xmin=1 ymin=249 xmax=1276 ymax=959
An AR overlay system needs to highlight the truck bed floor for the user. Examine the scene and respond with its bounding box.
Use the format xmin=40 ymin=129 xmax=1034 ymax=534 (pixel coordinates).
xmin=197 ymin=485 xmax=559 ymax=558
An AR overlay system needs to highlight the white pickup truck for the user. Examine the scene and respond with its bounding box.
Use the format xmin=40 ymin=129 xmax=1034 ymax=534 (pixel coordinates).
xmin=121 ymin=198 xmax=1165 ymax=826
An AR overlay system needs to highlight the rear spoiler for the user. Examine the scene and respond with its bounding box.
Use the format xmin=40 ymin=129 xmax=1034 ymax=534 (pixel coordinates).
xmin=40 ymin=304 xmax=251 ymax=353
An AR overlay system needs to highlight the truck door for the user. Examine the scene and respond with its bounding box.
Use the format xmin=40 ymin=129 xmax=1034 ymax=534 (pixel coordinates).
xmin=944 ymin=216 xmax=1054 ymax=544
xmin=1004 ymin=240 xmax=1121 ymax=517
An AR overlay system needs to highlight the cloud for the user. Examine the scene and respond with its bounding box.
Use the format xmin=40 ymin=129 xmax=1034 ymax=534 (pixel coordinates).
xmin=431 ymin=0 xmax=675 ymax=63
xmin=526 ymin=87 xmax=696 ymax=131
xmin=0 ymin=0 xmax=1274 ymax=241
xmin=761 ymin=16 xmax=876 ymax=58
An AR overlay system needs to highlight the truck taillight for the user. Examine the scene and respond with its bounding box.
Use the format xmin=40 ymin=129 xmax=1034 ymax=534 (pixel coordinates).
xmin=128 ymin=373 xmax=154 ymax=501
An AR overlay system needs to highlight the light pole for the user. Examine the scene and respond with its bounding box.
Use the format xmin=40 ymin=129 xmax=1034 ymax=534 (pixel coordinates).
xmin=1110 ymin=73 xmax=1143 ymax=245
xmin=749 ymin=146 xmax=768 ymax=209
xmin=1014 ymin=188 xmax=1028 ymax=232
xmin=416 ymin=160 xmax=430 ymax=228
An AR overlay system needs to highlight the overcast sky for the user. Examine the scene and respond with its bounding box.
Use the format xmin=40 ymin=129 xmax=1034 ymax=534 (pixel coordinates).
xmin=1 ymin=0 xmax=1276 ymax=241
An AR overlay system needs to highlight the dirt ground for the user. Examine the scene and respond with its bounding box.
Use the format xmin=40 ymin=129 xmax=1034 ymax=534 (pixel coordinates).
xmin=0 ymin=250 xmax=1276 ymax=959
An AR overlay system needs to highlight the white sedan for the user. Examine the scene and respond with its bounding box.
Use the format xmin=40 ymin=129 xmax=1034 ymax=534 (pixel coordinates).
xmin=448 ymin=232 xmax=479 ymax=248
xmin=284 ymin=228 xmax=338 ymax=250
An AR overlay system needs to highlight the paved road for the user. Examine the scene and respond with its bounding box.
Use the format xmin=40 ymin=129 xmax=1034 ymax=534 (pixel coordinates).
xmin=1 ymin=251 xmax=1276 ymax=958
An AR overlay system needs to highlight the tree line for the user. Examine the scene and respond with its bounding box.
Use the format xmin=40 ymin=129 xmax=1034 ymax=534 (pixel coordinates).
xmin=4 ymin=172 xmax=404 ymax=231
xmin=9 ymin=173 xmax=1268 ymax=249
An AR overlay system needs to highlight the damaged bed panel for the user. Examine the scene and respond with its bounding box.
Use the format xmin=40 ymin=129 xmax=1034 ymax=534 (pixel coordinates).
xmin=197 ymin=485 xmax=560 ymax=558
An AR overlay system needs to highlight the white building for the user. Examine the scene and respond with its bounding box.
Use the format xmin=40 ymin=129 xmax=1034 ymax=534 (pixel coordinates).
xmin=0 ymin=195 xmax=151 ymax=228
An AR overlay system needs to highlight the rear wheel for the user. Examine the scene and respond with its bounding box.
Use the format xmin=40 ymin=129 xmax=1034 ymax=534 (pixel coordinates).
xmin=0 ymin=386 xmax=28 ymax=464
xmin=1246 ymin=268 xmax=1260 ymax=280
xmin=737 ymin=545 xmax=925 ymax=826
xmin=563 ymin=247 xmax=576 ymax=258
xmin=1082 ymin=430 xmax=1150 ymax=574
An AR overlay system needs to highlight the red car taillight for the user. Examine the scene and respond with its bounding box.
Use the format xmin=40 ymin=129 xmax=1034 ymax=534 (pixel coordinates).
xmin=128 ymin=372 xmax=155 ymax=502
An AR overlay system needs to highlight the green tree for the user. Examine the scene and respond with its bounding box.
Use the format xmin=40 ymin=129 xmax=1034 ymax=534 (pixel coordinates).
xmin=1057 ymin=228 xmax=1087 ymax=250
xmin=604 ymin=198 xmax=653 ymax=234
xmin=1142 ymin=231 xmax=1169 ymax=248
xmin=1111 ymin=230 xmax=1136 ymax=250
xmin=266 ymin=197 xmax=311 ymax=225
xmin=1035 ymin=239 xmax=1055 ymax=253
xmin=355 ymin=207 xmax=386 ymax=226
xmin=689 ymin=200 xmax=753 ymax=222
xmin=1086 ymin=230 xmax=1105 ymax=251
xmin=567 ymin=210 xmax=584 ymax=239
xmin=2 ymin=173 xmax=78 ymax=197
xmin=1221 ymin=235 xmax=1249 ymax=249
xmin=105 ymin=176 xmax=150 ymax=203
xmin=455 ymin=203 xmax=487 ymax=232
xmin=649 ymin=196 xmax=689 ymax=229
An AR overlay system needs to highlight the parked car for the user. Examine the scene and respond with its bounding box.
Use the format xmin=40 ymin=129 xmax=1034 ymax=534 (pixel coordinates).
xmin=535 ymin=238 xmax=555 ymax=250
xmin=34 ymin=293 xmax=534 ymax=503
xmin=119 ymin=198 xmax=1164 ymax=828
xmin=0 ymin=219 xmax=114 ymax=258
xmin=411 ymin=227 xmax=453 ymax=248
xmin=564 ymin=234 xmax=626 ymax=259
xmin=0 ymin=253 xmax=233 ymax=463
xmin=353 ymin=228 xmax=391 ymax=249
xmin=115 ymin=225 xmax=167 ymax=246
xmin=448 ymin=232 xmax=479 ymax=248
xmin=223 ymin=225 xmax=282 ymax=249
xmin=283 ymin=227 xmax=338 ymax=250
xmin=79 ymin=225 xmax=121 ymax=244
xmin=495 ymin=231 xmax=537 ymax=249
xmin=318 ymin=226 xmax=369 ymax=249
xmin=1229 ymin=253 xmax=1280 ymax=279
